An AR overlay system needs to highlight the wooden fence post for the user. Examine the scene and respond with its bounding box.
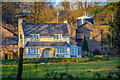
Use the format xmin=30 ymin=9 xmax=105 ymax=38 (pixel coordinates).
xmin=17 ymin=48 xmax=24 ymax=80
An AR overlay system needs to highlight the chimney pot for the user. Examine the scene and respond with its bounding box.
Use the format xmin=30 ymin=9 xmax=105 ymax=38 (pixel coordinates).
xmin=18 ymin=18 xmax=23 ymax=24
xmin=63 ymin=20 xmax=68 ymax=24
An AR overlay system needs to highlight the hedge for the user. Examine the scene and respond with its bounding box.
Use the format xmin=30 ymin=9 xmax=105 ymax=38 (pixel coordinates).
xmin=2 ymin=55 xmax=110 ymax=65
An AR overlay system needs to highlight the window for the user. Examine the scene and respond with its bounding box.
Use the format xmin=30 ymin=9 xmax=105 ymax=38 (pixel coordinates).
xmin=31 ymin=34 xmax=39 ymax=40
xmin=20 ymin=34 xmax=22 ymax=39
xmin=57 ymin=48 xmax=67 ymax=54
xmin=70 ymin=48 xmax=79 ymax=57
xmin=28 ymin=48 xmax=39 ymax=54
xmin=54 ymin=34 xmax=62 ymax=40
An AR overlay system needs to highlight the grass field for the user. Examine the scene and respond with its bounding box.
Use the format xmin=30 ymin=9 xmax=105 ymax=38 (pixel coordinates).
xmin=2 ymin=56 xmax=120 ymax=79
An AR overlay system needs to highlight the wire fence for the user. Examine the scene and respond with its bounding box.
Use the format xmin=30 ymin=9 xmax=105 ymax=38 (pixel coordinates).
xmin=22 ymin=63 xmax=72 ymax=78
xmin=2 ymin=63 xmax=81 ymax=79
xmin=2 ymin=61 xmax=120 ymax=79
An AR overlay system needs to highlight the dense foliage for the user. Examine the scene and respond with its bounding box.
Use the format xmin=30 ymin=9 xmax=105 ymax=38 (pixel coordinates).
xmin=2 ymin=55 xmax=110 ymax=65
xmin=2 ymin=2 xmax=119 ymax=30
xmin=2 ymin=2 xmax=19 ymax=27
xmin=108 ymin=2 xmax=120 ymax=55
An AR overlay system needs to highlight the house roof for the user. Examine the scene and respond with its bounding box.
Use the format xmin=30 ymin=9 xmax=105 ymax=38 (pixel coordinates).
xmin=2 ymin=37 xmax=18 ymax=45
xmin=25 ymin=41 xmax=70 ymax=47
xmin=22 ymin=23 xmax=70 ymax=37
xmin=77 ymin=27 xmax=93 ymax=32
xmin=2 ymin=26 xmax=18 ymax=36
xmin=77 ymin=21 xmax=103 ymax=31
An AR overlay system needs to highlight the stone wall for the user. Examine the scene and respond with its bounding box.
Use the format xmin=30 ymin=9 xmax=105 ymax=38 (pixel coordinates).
xmin=67 ymin=24 xmax=77 ymax=46
xmin=2 ymin=45 xmax=18 ymax=59
xmin=2 ymin=25 xmax=18 ymax=59
xmin=76 ymin=22 xmax=102 ymax=52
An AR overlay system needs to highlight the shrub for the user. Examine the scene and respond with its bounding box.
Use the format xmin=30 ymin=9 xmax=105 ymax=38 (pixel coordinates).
xmin=82 ymin=37 xmax=90 ymax=56
xmin=2 ymin=57 xmax=91 ymax=64
xmin=107 ymin=71 xmax=120 ymax=78
xmin=88 ymin=55 xmax=110 ymax=61
xmin=93 ymin=49 xmax=100 ymax=55
xmin=2 ymin=55 xmax=110 ymax=65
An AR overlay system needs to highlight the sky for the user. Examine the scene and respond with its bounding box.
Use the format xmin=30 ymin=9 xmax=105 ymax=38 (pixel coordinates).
xmin=53 ymin=1 xmax=109 ymax=6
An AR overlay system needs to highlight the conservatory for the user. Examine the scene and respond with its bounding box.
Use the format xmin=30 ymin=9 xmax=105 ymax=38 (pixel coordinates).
xmin=70 ymin=45 xmax=82 ymax=58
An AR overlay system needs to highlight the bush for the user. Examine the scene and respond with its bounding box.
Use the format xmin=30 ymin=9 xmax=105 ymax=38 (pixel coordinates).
xmin=88 ymin=55 xmax=110 ymax=61
xmin=93 ymin=49 xmax=100 ymax=55
xmin=2 ymin=57 xmax=91 ymax=64
xmin=2 ymin=55 xmax=110 ymax=65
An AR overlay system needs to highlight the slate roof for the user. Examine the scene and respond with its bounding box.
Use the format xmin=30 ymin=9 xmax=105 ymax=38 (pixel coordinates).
xmin=2 ymin=37 xmax=18 ymax=45
xmin=77 ymin=27 xmax=93 ymax=33
xmin=22 ymin=23 xmax=69 ymax=37
xmin=2 ymin=26 xmax=18 ymax=36
xmin=25 ymin=41 xmax=70 ymax=47
xmin=78 ymin=21 xmax=102 ymax=31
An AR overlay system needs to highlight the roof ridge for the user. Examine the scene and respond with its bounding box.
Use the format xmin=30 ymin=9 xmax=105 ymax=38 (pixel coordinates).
xmin=2 ymin=36 xmax=18 ymax=38
xmin=86 ymin=21 xmax=103 ymax=31
xmin=28 ymin=41 xmax=66 ymax=42
xmin=68 ymin=24 xmax=77 ymax=29
xmin=77 ymin=21 xmax=103 ymax=31
xmin=22 ymin=23 xmax=67 ymax=24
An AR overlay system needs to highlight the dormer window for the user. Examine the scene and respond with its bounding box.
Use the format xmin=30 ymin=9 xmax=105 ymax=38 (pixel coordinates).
xmin=54 ymin=34 xmax=62 ymax=40
xmin=31 ymin=34 xmax=39 ymax=40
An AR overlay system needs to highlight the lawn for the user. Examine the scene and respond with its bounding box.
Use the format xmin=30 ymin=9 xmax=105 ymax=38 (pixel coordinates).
xmin=1 ymin=56 xmax=120 ymax=79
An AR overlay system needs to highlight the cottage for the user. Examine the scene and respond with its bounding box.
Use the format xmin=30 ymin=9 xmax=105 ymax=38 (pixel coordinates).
xmin=18 ymin=19 xmax=82 ymax=58
xmin=1 ymin=26 xmax=18 ymax=59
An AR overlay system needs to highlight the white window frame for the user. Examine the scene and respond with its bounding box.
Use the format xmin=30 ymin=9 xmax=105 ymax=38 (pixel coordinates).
xmin=28 ymin=48 xmax=39 ymax=54
xmin=57 ymin=48 xmax=67 ymax=54
xmin=70 ymin=48 xmax=78 ymax=58
xmin=31 ymin=34 xmax=39 ymax=40
xmin=54 ymin=34 xmax=62 ymax=40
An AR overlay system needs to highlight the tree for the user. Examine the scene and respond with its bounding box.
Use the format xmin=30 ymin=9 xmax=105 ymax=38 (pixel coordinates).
xmin=2 ymin=2 xmax=19 ymax=27
xmin=82 ymin=36 xmax=89 ymax=56
xmin=18 ymin=2 xmax=56 ymax=23
xmin=61 ymin=2 xmax=70 ymax=11
xmin=59 ymin=2 xmax=70 ymax=23
xmin=109 ymin=2 xmax=120 ymax=55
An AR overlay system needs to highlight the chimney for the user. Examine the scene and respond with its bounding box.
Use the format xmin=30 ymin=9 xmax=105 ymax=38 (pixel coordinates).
xmin=63 ymin=20 xmax=68 ymax=24
xmin=18 ymin=18 xmax=23 ymax=24
xmin=18 ymin=18 xmax=23 ymax=47
xmin=18 ymin=18 xmax=23 ymax=32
